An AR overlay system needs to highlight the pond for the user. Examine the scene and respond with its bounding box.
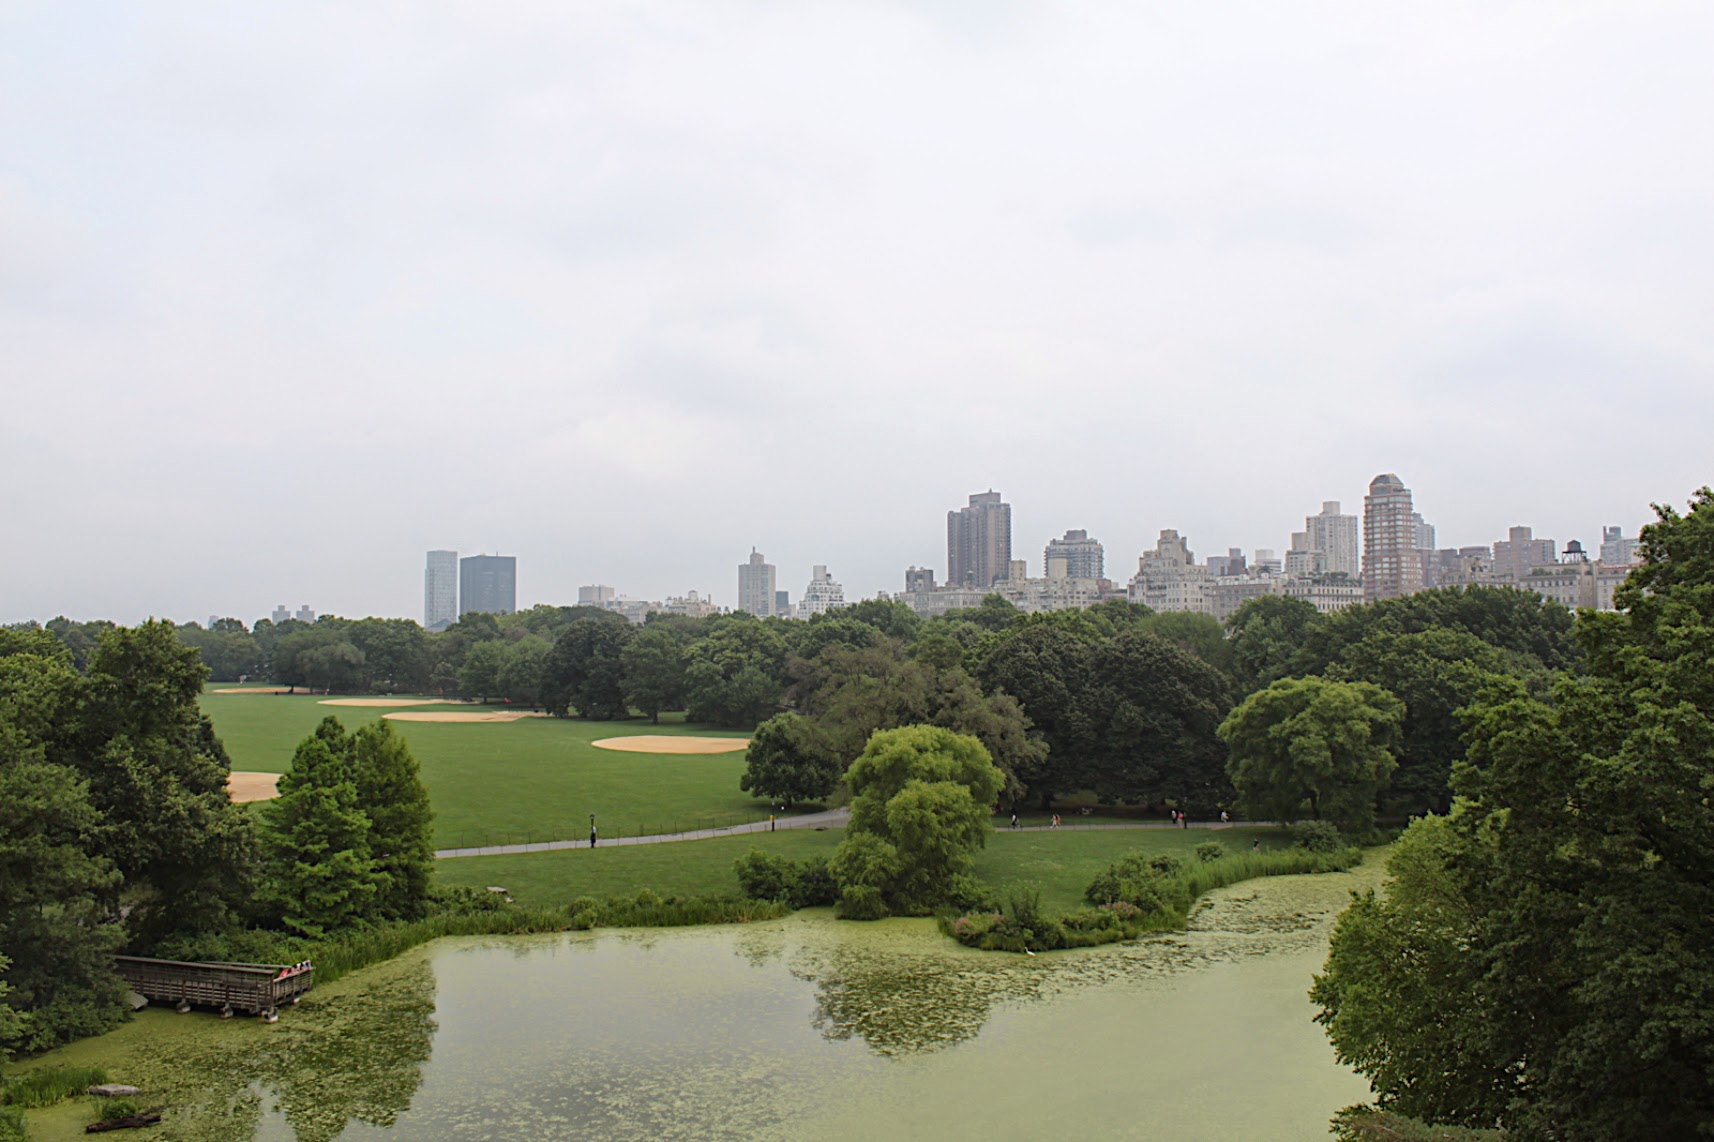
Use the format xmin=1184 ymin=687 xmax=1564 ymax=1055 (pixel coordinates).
xmin=22 ymin=858 xmax=1380 ymax=1141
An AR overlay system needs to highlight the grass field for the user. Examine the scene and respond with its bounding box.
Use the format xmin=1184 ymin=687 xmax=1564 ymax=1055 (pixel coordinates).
xmin=434 ymin=823 xmax=1293 ymax=912
xmin=199 ymin=688 xmax=769 ymax=850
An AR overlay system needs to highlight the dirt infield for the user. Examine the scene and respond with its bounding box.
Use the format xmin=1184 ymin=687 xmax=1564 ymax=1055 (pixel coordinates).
xmin=227 ymin=772 xmax=281 ymax=802
xmin=318 ymin=698 xmax=453 ymax=708
xmin=383 ymin=710 xmax=546 ymax=724
xmin=591 ymin=735 xmax=751 ymax=755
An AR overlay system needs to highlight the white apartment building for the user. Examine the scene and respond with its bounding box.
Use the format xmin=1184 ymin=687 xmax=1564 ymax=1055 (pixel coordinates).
xmin=1127 ymin=530 xmax=1214 ymax=615
xmin=799 ymin=565 xmax=847 ymax=618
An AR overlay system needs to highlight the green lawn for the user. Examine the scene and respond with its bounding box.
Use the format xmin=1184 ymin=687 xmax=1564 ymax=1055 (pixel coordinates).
xmin=200 ymin=690 xmax=770 ymax=851
xmin=434 ymin=823 xmax=1294 ymax=912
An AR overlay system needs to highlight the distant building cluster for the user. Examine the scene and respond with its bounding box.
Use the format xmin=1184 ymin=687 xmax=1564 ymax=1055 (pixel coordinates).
xmin=885 ymin=479 xmax=1640 ymax=621
xmin=419 ymin=552 xmax=518 ymax=629
xmin=269 ymin=604 xmax=316 ymax=625
xmin=402 ymin=474 xmax=1639 ymax=632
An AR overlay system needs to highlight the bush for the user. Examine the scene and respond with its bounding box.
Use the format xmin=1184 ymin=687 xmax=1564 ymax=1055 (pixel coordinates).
xmin=1290 ymin=820 xmax=1347 ymax=852
xmin=0 ymin=1106 xmax=23 ymax=1142
xmin=99 ymin=1098 xmax=141 ymax=1122
xmin=733 ymin=850 xmax=839 ymax=908
xmin=789 ymin=858 xmax=839 ymax=908
xmin=1194 ymin=841 xmax=1226 ymax=863
xmin=835 ymin=885 xmax=889 ymax=921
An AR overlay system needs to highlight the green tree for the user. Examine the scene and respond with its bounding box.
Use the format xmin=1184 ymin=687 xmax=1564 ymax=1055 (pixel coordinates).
xmin=1313 ymin=490 xmax=1714 ymax=1137
xmin=80 ymin=622 xmax=257 ymax=949
xmin=620 ymin=626 xmax=688 ymax=722
xmin=346 ymin=720 xmax=435 ymax=921
xmin=830 ymin=725 xmax=1004 ymax=916
xmin=683 ymin=615 xmax=787 ymax=727
xmin=260 ymin=734 xmax=378 ymax=938
xmin=740 ymin=714 xmax=841 ymax=807
xmin=457 ymin=639 xmax=507 ymax=701
xmin=540 ymin=614 xmax=635 ymax=718
xmin=1225 ymin=594 xmax=1321 ymax=696
xmin=495 ymin=634 xmax=551 ymax=707
xmin=1218 ymin=676 xmax=1402 ymax=832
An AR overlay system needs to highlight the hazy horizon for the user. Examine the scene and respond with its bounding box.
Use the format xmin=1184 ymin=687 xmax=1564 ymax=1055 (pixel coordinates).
xmin=4 ymin=3 xmax=1710 ymax=626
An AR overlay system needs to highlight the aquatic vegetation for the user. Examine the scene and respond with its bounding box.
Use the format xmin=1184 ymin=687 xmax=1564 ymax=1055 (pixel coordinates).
xmin=0 ymin=1065 xmax=109 ymax=1108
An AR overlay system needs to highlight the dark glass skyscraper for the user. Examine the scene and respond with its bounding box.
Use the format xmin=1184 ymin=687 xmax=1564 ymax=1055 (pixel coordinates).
xmin=459 ymin=554 xmax=517 ymax=617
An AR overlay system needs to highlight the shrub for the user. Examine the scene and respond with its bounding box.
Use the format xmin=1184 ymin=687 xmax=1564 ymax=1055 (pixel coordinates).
xmin=733 ymin=849 xmax=797 ymax=902
xmin=836 ymin=885 xmax=889 ymax=921
xmin=789 ymin=858 xmax=839 ymax=908
xmin=0 ymin=1106 xmax=23 ymax=1142
xmin=1290 ymin=820 xmax=1346 ymax=852
xmin=1194 ymin=841 xmax=1226 ymax=863
xmin=99 ymin=1098 xmax=141 ymax=1122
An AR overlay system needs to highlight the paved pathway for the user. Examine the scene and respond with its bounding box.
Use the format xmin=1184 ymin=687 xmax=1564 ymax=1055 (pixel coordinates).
xmin=434 ymin=812 xmax=1257 ymax=859
xmin=434 ymin=807 xmax=853 ymax=859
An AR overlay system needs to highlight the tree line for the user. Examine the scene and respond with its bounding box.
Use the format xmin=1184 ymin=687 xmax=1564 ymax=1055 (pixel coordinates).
xmin=0 ymin=623 xmax=434 ymax=1060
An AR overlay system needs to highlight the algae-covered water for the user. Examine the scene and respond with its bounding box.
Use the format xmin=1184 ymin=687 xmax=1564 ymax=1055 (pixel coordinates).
xmin=19 ymin=859 xmax=1380 ymax=1142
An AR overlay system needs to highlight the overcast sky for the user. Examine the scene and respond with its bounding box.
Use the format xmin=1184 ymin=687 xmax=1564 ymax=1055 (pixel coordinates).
xmin=3 ymin=1 xmax=1711 ymax=625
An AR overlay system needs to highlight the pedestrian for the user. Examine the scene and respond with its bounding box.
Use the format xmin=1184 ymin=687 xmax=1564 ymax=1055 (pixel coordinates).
xmin=1252 ymin=838 xmax=1261 ymax=853
xmin=1220 ymin=809 xmax=1229 ymax=824
xmin=1181 ymin=811 xmax=1189 ymax=830
xmin=770 ymin=814 xmax=776 ymax=833
xmin=1051 ymin=813 xmax=1061 ymax=829
xmin=1010 ymin=811 xmax=1019 ymax=829
xmin=590 ymin=823 xmax=597 ymax=849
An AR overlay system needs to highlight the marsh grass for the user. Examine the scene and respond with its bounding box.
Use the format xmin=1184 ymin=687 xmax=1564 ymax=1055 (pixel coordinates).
xmin=0 ymin=1065 xmax=109 ymax=1107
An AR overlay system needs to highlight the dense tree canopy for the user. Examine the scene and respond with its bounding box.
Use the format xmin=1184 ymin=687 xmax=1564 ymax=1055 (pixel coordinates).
xmin=1313 ymin=488 xmax=1714 ymax=1139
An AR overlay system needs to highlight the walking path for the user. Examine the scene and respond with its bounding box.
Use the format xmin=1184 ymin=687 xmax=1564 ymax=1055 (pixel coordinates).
xmin=434 ymin=812 xmax=1255 ymax=859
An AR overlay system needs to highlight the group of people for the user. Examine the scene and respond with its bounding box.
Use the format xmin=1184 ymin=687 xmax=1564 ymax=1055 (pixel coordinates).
xmin=274 ymin=960 xmax=312 ymax=981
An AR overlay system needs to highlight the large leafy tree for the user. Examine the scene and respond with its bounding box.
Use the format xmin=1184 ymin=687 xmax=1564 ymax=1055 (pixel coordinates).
xmin=541 ymin=613 xmax=636 ymax=718
xmin=976 ymin=617 xmax=1098 ymax=804
xmin=620 ymin=626 xmax=689 ymax=723
xmin=683 ymin=615 xmax=787 ymax=728
xmin=1218 ymin=675 xmax=1402 ymax=832
xmin=1224 ymin=594 xmax=1321 ymax=697
xmin=829 ymin=726 xmax=1004 ymax=917
xmin=739 ymin=713 xmax=841 ymax=807
xmin=1313 ymin=488 xmax=1714 ymax=1139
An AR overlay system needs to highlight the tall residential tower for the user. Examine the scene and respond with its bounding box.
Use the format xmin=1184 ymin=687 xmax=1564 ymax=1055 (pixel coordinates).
xmin=738 ymin=549 xmax=776 ymax=618
xmin=1362 ymin=474 xmax=1422 ymax=603
xmin=424 ymin=550 xmax=458 ymax=630
xmin=948 ymin=491 xmax=1012 ymax=589
xmin=1044 ymin=529 xmax=1104 ymax=580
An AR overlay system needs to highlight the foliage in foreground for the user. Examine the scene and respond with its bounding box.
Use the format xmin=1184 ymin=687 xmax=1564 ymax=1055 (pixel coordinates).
xmin=1330 ymin=1105 xmax=1505 ymax=1141
xmin=1313 ymin=487 xmax=1714 ymax=1140
xmin=944 ymin=844 xmax=1362 ymax=952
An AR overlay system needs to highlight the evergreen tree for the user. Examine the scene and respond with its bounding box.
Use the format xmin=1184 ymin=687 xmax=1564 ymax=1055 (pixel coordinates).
xmin=260 ymin=735 xmax=378 ymax=938
xmin=347 ymin=720 xmax=435 ymax=921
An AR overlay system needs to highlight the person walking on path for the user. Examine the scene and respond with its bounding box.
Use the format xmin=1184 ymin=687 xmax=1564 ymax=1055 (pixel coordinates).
xmin=1220 ymin=810 xmax=1229 ymax=824
xmin=1051 ymin=813 xmax=1061 ymax=829
xmin=589 ymin=823 xmax=598 ymax=849
xmin=1010 ymin=811 xmax=1020 ymax=829
xmin=1180 ymin=811 xmax=1190 ymax=830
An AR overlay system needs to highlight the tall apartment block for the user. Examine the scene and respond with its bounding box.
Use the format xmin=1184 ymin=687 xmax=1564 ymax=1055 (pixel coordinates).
xmin=799 ymin=565 xmax=846 ymax=617
xmin=1303 ymin=501 xmax=1358 ymax=578
xmin=1044 ymin=529 xmax=1104 ymax=580
xmin=459 ymin=554 xmax=517 ymax=617
xmin=424 ymin=550 xmax=459 ymax=631
xmin=1599 ymin=526 xmax=1639 ymax=565
xmin=738 ymin=549 xmax=776 ymax=618
xmin=1492 ymin=526 xmax=1558 ymax=578
xmin=1363 ymin=474 xmax=1423 ymax=603
xmin=948 ymin=490 xmax=1012 ymax=589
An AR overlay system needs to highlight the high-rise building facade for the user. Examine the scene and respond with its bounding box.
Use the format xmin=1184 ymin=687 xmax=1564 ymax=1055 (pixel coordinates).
xmin=1599 ymin=525 xmax=1639 ymax=565
xmin=1305 ymin=500 xmax=1360 ymax=578
xmin=424 ymin=550 xmax=458 ymax=630
xmin=578 ymin=585 xmax=617 ymax=609
xmin=799 ymin=565 xmax=846 ymax=618
xmin=459 ymin=554 xmax=517 ymax=617
xmin=1363 ymin=474 xmax=1423 ymax=603
xmin=1043 ymin=529 xmax=1104 ymax=580
xmin=947 ymin=490 xmax=1012 ymax=589
xmin=1492 ymin=526 xmax=1558 ymax=578
xmin=738 ymin=549 xmax=776 ymax=618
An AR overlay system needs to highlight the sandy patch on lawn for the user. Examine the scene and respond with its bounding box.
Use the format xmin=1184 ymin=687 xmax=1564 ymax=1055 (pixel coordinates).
xmin=227 ymin=772 xmax=281 ymax=802
xmin=383 ymin=710 xmax=545 ymax=723
xmin=591 ymin=735 xmax=751 ymax=755
xmin=212 ymin=687 xmax=306 ymax=695
xmin=318 ymin=698 xmax=453 ymax=708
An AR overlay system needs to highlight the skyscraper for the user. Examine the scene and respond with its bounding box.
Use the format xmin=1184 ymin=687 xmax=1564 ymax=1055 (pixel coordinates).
xmin=947 ymin=491 xmax=1012 ymax=589
xmin=459 ymin=554 xmax=517 ymax=617
xmin=424 ymin=550 xmax=458 ymax=631
xmin=1305 ymin=501 xmax=1360 ymax=579
xmin=1044 ymin=529 xmax=1104 ymax=580
xmin=738 ymin=549 xmax=776 ymax=618
xmin=1363 ymin=474 xmax=1423 ymax=603
xmin=799 ymin=565 xmax=846 ymax=617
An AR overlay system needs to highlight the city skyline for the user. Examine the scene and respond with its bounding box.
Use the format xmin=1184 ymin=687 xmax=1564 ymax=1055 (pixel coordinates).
xmin=3 ymin=4 xmax=1709 ymax=625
